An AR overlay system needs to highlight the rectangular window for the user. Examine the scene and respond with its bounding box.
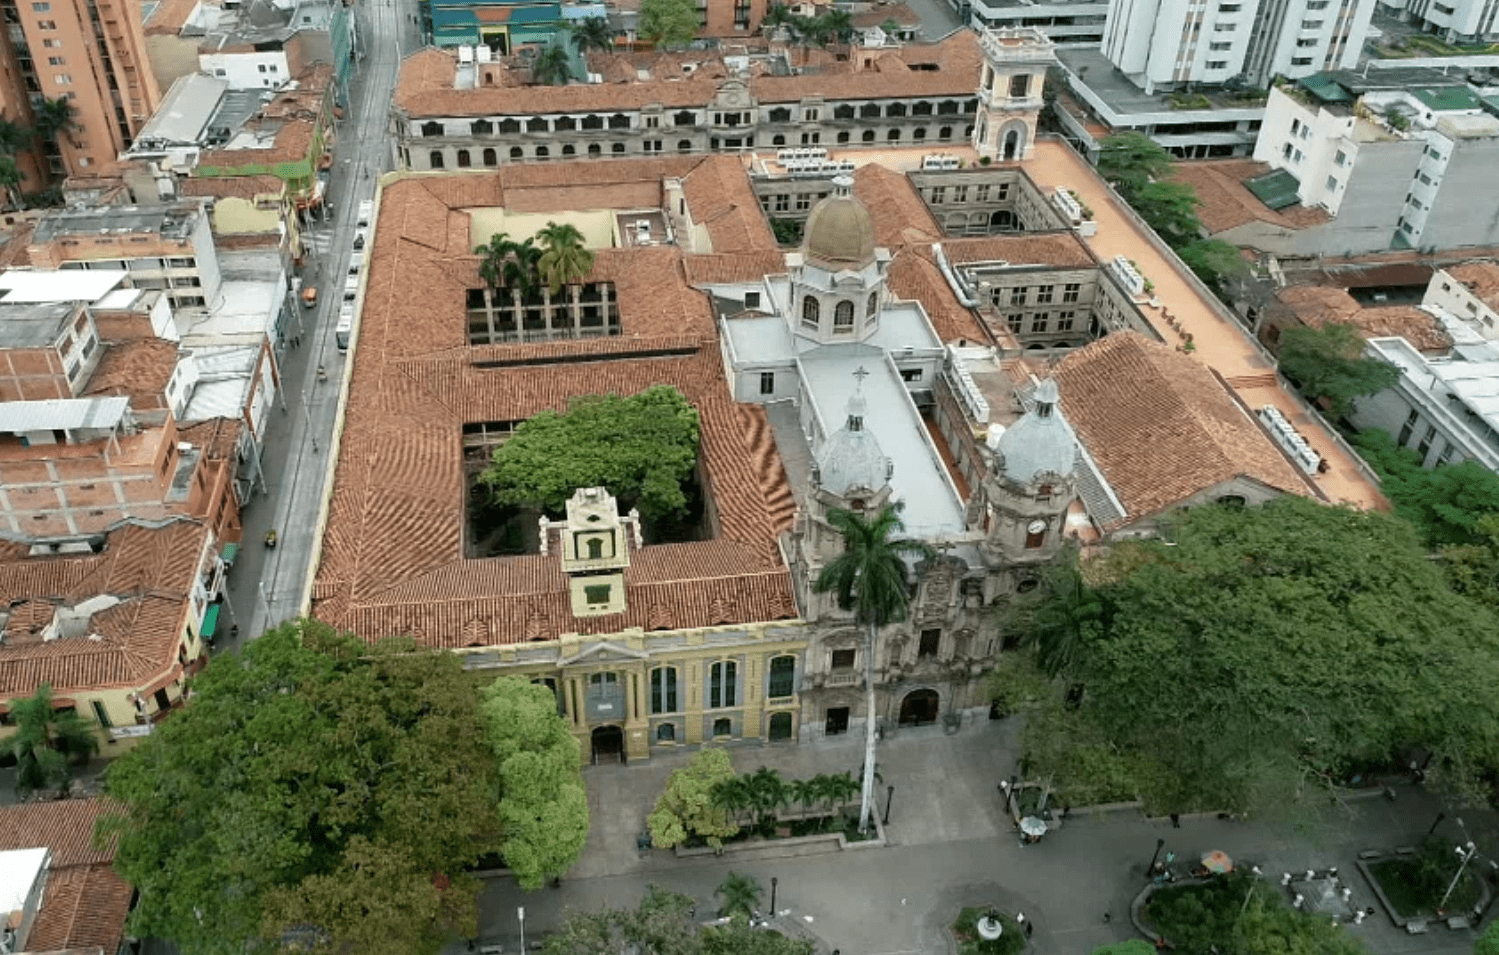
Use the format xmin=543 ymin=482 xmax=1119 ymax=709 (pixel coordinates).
xmin=1009 ymin=74 xmax=1030 ymax=97
xmin=1293 ymin=148 xmax=1304 ymax=162
xmin=1006 ymin=313 xmax=1023 ymax=333
xmin=1029 ymin=315 xmax=1047 ymax=333
xmin=900 ymin=367 xmax=923 ymax=382
xmin=1301 ymin=18 xmax=1323 ymax=27
xmin=759 ymin=371 xmax=775 ymax=395
xmin=1398 ymin=408 xmax=1417 ymax=446
xmin=745 ymin=291 xmax=761 ymax=308
xmin=31 ymin=2 xmax=50 ymax=9
xmin=1056 ymin=311 xmax=1075 ymax=331
xmin=930 ymin=187 xmax=946 ymax=204
xmin=1326 ymin=175 xmax=1338 ymax=190
xmin=795 ymin=193 xmax=812 ymax=211
xmin=1209 ymin=41 xmax=1232 ymax=50
xmin=976 ymin=184 xmax=990 ymax=202
xmin=774 ymin=194 xmax=789 ymax=212
xmin=831 ymin=648 xmax=856 ymax=670
xmin=645 ymin=115 xmax=660 ymax=128
xmin=953 ymin=185 xmax=968 ymax=203
xmin=46 ymin=55 xmax=63 ymax=64
xmin=804 ymin=108 xmax=819 ymax=121
xmin=91 ymin=699 xmax=111 ymax=728
xmin=1206 ymin=60 xmax=1228 ymax=69
xmin=651 ymin=667 xmax=677 ymax=714
xmin=53 ymin=74 xmax=70 ymax=84
xmin=1296 ymin=37 xmax=1318 ymax=47
xmin=1062 ymin=283 xmax=1081 ymax=303
xmin=1009 ymin=287 xmax=1027 ymax=306
xmin=1334 ymin=149 xmax=1347 ymax=166
xmin=768 ymin=656 xmax=795 ymax=698
xmin=1291 ymin=56 xmax=1314 ymax=66
xmin=710 ymin=661 xmax=737 ymax=708
xmin=1035 ymin=285 xmax=1054 ymax=304
xmin=1283 ymin=143 xmax=1294 ymax=159
xmin=919 ymin=629 xmax=941 ymax=657
xmin=37 ymin=18 xmax=55 ymax=28
xmin=1213 ymin=21 xmax=1236 ymax=30
xmin=1291 ymin=119 xmax=1301 ymax=135
xmin=1418 ymin=426 xmax=1436 ymax=460
xmin=584 ymin=583 xmax=611 ymax=605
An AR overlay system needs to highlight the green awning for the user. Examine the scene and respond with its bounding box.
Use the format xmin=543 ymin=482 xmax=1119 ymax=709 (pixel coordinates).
xmin=1245 ymin=169 xmax=1302 ymax=210
xmin=221 ymin=542 xmax=239 ymax=566
xmin=203 ymin=604 xmax=221 ymax=639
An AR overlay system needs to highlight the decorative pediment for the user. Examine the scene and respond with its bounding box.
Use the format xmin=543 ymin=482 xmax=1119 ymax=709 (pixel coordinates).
xmin=559 ymin=640 xmax=650 ymax=667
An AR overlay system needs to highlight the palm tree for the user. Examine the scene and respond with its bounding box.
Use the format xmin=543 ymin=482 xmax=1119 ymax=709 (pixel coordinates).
xmin=33 ymin=96 xmax=75 ymax=148
xmin=715 ymin=871 xmax=762 ymax=921
xmin=712 ymin=775 xmax=753 ymax=830
xmin=825 ymin=771 xmax=860 ymax=821
xmin=0 ymin=116 xmax=30 ymax=155
xmin=1015 ymin=548 xmax=1102 ymax=678
xmin=789 ymin=777 xmax=818 ymax=817
xmin=744 ymin=766 xmax=786 ymax=831
xmin=531 ymin=43 xmax=573 ymax=86
xmin=536 ymin=220 xmax=595 ymax=294
xmin=0 ymin=154 xmax=23 ymax=210
xmin=476 ymin=231 xmax=516 ymax=292
xmin=1 ymin=684 xmax=100 ymax=798
xmin=476 ymin=231 xmax=541 ymax=320
xmin=818 ymin=9 xmax=854 ymax=44
xmin=571 ymin=16 xmax=615 ymax=55
xmin=814 ymin=503 xmax=933 ymax=834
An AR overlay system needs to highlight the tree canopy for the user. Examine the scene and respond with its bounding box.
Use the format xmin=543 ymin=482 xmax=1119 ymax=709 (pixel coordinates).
xmin=481 ymin=385 xmax=701 ymax=523
xmin=1096 ymin=132 xmax=1174 ymax=200
xmin=1028 ymin=497 xmax=1499 ymax=813
xmin=480 ymin=676 xmax=589 ymax=889
xmin=649 ymin=746 xmax=740 ymax=848
xmin=539 ymin=887 xmax=814 ymax=955
xmin=640 ymin=0 xmax=699 ymax=48
xmin=1350 ymin=428 xmax=1499 ymax=547
xmin=98 ymin=621 xmax=504 ymax=955
xmin=1130 ymin=181 xmax=1203 ymax=245
xmin=1276 ymin=322 xmax=1398 ymax=417
xmin=1178 ymin=239 xmax=1250 ymax=293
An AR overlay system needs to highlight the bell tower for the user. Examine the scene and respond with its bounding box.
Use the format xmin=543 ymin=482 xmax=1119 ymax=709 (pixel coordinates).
xmin=542 ymin=486 xmax=641 ymax=618
xmin=978 ymin=379 xmax=1077 ymax=567
xmin=972 ymin=27 xmax=1057 ymax=163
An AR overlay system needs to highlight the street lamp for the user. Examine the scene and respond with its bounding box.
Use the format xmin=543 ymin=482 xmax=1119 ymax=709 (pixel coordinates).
xmin=518 ymin=906 xmax=525 ymax=953
xmin=884 ymin=784 xmax=895 ymax=826
xmin=1439 ymin=842 xmax=1478 ymax=911
xmin=1149 ymin=838 xmax=1166 ymax=875
xmin=770 ymin=877 xmax=778 ymax=916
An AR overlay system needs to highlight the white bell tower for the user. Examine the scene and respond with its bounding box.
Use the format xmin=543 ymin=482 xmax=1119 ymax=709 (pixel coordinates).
xmin=972 ymin=27 xmax=1057 ymax=163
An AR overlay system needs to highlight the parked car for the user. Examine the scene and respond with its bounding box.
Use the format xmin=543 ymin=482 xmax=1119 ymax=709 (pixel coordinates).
xmin=301 ymin=285 xmax=318 ymax=308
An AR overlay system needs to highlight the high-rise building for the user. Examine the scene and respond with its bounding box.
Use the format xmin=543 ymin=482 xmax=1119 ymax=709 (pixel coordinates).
xmin=0 ymin=0 xmax=160 ymax=184
xmin=1101 ymin=0 xmax=1376 ymax=93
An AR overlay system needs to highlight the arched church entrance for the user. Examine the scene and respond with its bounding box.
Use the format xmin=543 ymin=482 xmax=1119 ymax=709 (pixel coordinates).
xmin=898 ymin=688 xmax=941 ymax=726
xmin=591 ymin=725 xmax=625 ymax=764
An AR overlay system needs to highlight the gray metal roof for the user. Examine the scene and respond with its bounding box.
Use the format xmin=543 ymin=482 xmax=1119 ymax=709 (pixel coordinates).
xmin=0 ymin=301 xmax=77 ymax=347
xmin=134 ymin=73 xmax=229 ymax=146
xmin=997 ymin=378 xmax=1077 ymax=484
xmin=31 ymin=203 xmax=203 ymax=244
xmin=0 ymin=396 xmax=130 ymax=432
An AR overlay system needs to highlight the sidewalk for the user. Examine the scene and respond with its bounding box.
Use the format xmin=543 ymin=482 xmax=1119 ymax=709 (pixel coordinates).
xmin=461 ymin=720 xmax=1485 ymax=955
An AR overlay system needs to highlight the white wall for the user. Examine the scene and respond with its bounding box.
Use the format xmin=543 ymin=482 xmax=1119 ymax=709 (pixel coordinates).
xmin=198 ymin=50 xmax=291 ymax=90
xmin=1424 ymin=269 xmax=1499 ymax=338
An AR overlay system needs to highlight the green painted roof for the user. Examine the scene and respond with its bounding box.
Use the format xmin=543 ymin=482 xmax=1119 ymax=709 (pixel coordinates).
xmin=1244 ymin=169 xmax=1301 ymax=210
xmin=1410 ymin=85 xmax=1483 ymax=112
xmin=1298 ymin=73 xmax=1352 ymax=104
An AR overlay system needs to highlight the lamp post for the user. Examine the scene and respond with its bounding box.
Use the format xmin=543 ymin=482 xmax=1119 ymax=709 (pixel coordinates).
xmin=258 ymin=581 xmax=272 ymax=624
xmin=1149 ymin=838 xmax=1166 ymax=875
xmin=518 ymin=906 xmax=525 ymax=953
xmin=770 ymin=877 xmax=778 ymax=916
xmin=1429 ymin=812 xmax=1446 ymax=837
xmin=884 ymin=784 xmax=895 ymax=825
xmin=1439 ymin=842 xmax=1478 ymax=911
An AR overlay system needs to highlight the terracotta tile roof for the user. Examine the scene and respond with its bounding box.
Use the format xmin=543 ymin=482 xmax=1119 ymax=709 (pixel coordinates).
xmin=682 ymin=156 xmax=779 ymax=252
xmin=312 ymin=175 xmax=797 ymax=645
xmin=0 ymin=220 xmax=35 ymax=268
xmin=853 ymin=164 xmax=941 ymax=248
xmin=176 ymin=417 xmax=243 ymax=461
xmin=198 ymin=119 xmax=313 ymax=171
xmin=887 ymin=247 xmax=988 ymax=345
xmin=144 ymin=0 xmax=198 ymax=35
xmin=178 ymin=175 xmax=286 ymax=201
xmin=0 ymin=521 xmax=207 ymax=697
xmin=942 ymin=232 xmax=1096 ymax=269
xmin=852 ymin=2 xmax=921 ymax=27
xmin=1054 ymin=331 xmax=1313 ymax=523
xmin=1169 ymin=160 xmax=1331 ymax=235
xmin=82 ymin=339 xmax=178 ymax=410
xmin=395 ymin=32 xmax=981 ymax=118
xmin=1276 ymin=285 xmax=1451 ymax=353
xmin=0 ymin=800 xmax=130 ymax=955
xmin=682 ymin=251 xmax=789 ymax=284
xmin=1448 ymin=261 xmax=1499 ymax=312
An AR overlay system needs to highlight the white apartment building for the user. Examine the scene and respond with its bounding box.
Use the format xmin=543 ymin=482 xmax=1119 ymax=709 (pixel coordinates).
xmin=1377 ymin=0 xmax=1499 ymax=44
xmin=1102 ymin=0 xmax=1375 ymax=92
xmin=967 ymin=0 xmax=1111 ymax=45
xmin=1251 ymin=73 xmax=1499 ymax=253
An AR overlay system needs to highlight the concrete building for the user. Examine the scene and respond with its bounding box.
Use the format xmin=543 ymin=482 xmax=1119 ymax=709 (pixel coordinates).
xmin=1376 ymin=0 xmax=1499 ymax=43
xmin=0 ymin=0 xmax=160 ymax=183
xmin=1101 ymin=0 xmax=1375 ymax=92
xmin=390 ymin=29 xmax=1031 ymax=171
xmin=967 ymin=0 xmax=1109 ymax=44
xmin=1250 ymin=70 xmax=1499 ymax=254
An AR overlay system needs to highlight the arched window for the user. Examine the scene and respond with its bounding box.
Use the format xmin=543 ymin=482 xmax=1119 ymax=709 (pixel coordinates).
xmin=535 ymin=145 xmax=549 ymax=159
xmin=866 ymin=291 xmax=878 ymax=317
xmin=713 ymin=717 xmax=732 ymax=737
xmin=772 ymin=134 xmax=786 ymax=146
xmin=801 ymin=295 xmax=820 ymax=328
xmin=471 ymin=119 xmax=493 ymax=135
xmin=562 ymin=144 xmax=575 ymax=156
xmin=420 ymin=120 xmax=442 ymax=137
xmin=497 ymin=118 xmax=521 ymax=135
xmin=428 ymin=150 xmax=444 ymax=168
xmin=527 ymin=116 xmax=549 ymax=133
xmin=710 ymin=661 xmax=737 ymax=708
xmin=510 ymin=146 xmax=524 ymax=159
xmin=767 ymin=656 xmax=796 ymax=698
xmin=939 ymin=125 xmax=952 ymax=141
xmin=677 ymin=139 xmax=692 ymax=152
xmin=650 ymin=666 xmax=678 ymax=713
xmin=862 ymin=130 xmax=875 ymax=143
xmin=482 ymin=147 xmax=497 ymax=165
xmin=833 ymin=300 xmax=854 ymax=332
xmin=912 ymin=127 xmax=926 ymax=141
xmin=611 ymin=142 xmax=625 ymax=153
xmin=837 ymin=131 xmax=850 ymax=144
xmin=456 ymin=149 xmax=471 ymax=167
xmin=887 ymin=128 xmax=902 ymax=141
xmin=588 ymin=143 xmax=602 ymax=156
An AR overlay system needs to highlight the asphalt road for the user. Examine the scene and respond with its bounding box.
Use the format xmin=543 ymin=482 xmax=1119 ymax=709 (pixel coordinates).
xmin=217 ymin=0 xmax=415 ymax=652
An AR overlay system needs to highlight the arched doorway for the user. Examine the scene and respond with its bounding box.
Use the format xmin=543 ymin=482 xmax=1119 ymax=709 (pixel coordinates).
xmin=591 ymin=725 xmax=625 ymax=764
xmin=899 ymin=689 xmax=940 ymax=726
xmin=1003 ymin=129 xmax=1021 ymax=160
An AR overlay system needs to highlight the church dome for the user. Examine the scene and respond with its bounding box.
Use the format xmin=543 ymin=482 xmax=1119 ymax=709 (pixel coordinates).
xmin=816 ymin=391 xmax=891 ymax=497
xmin=803 ymin=176 xmax=875 ymax=270
xmin=997 ymin=379 xmax=1076 ymax=484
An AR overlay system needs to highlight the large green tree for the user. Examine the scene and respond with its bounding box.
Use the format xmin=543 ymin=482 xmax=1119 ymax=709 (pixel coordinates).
xmin=1350 ymin=429 xmax=1499 ymax=547
xmin=481 ymin=385 xmax=701 ymax=523
xmin=814 ymin=504 xmax=932 ymax=833
xmin=1073 ymin=497 xmax=1499 ymax=812
xmin=1009 ymin=548 xmax=1103 ymax=678
xmin=1 ymin=683 xmax=99 ymax=798
xmin=480 ymin=676 xmax=589 ymax=889
xmin=1443 ymin=514 xmax=1499 ymax=612
xmin=1131 ymin=181 xmax=1203 ymax=245
xmin=571 ymin=16 xmax=615 ymax=54
xmin=640 ymin=0 xmax=699 ymax=48
xmin=1179 ymin=238 xmax=1250 ymax=293
xmin=1276 ymin=322 xmax=1398 ymax=417
xmin=1096 ymin=132 xmax=1174 ymax=200
xmin=648 ymin=745 xmax=740 ymax=849
xmin=98 ymin=621 xmax=504 ymax=955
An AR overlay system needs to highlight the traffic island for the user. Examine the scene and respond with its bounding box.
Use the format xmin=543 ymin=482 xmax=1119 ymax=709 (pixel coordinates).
xmin=946 ymin=907 xmax=1027 ymax=955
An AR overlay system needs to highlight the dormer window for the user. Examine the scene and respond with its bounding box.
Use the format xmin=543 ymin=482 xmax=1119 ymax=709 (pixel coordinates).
xmin=801 ymin=295 xmax=820 ymax=329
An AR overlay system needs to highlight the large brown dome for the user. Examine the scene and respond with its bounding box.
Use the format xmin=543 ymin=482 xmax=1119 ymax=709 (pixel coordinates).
xmin=802 ymin=179 xmax=876 ymax=269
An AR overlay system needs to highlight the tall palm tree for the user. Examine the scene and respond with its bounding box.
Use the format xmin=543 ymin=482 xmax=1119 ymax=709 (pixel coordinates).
xmin=476 ymin=231 xmax=516 ymax=292
xmin=744 ymin=766 xmax=786 ymax=830
xmin=712 ymin=775 xmax=752 ymax=830
xmin=818 ymin=9 xmax=854 ymax=44
xmin=476 ymin=231 xmax=541 ymax=320
xmin=814 ymin=503 xmax=933 ymax=833
xmin=825 ymin=771 xmax=860 ymax=819
xmin=1015 ymin=548 xmax=1102 ymax=678
xmin=33 ymin=96 xmax=76 ymax=148
xmin=536 ymin=220 xmax=595 ymax=294
xmin=715 ymin=871 xmax=762 ymax=921
xmin=531 ymin=43 xmax=573 ymax=86
xmin=571 ymin=16 xmax=615 ymax=55
xmin=0 ymin=116 xmax=30 ymax=154
xmin=1 ymin=684 xmax=100 ymax=798
xmin=789 ymin=776 xmax=818 ymax=816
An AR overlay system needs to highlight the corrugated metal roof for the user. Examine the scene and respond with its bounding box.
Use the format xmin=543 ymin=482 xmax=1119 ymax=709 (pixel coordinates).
xmin=0 ymin=396 xmax=130 ymax=432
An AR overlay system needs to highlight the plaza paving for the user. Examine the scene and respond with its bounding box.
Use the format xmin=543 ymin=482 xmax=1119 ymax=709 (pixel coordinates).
xmin=460 ymin=718 xmax=1486 ymax=955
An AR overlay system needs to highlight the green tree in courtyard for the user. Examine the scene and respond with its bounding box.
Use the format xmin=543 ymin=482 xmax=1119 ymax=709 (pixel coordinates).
xmin=1178 ymin=238 xmax=1250 ymax=292
xmin=715 ymin=872 xmax=762 ymax=921
xmin=572 ymin=16 xmax=615 ymax=54
xmin=649 ymin=745 xmax=741 ymax=848
xmin=1 ymin=683 xmax=99 ymax=798
xmin=1010 ymin=548 xmax=1104 ymax=679
xmin=640 ymin=0 xmax=699 ymax=48
xmin=480 ymin=676 xmax=589 ymax=889
xmin=481 ymin=385 xmax=701 ymax=524
xmin=1072 ymin=497 xmax=1499 ymax=813
xmin=1276 ymin=322 xmax=1398 ymax=417
xmin=814 ymin=504 xmax=933 ymax=833
xmin=1130 ymin=180 xmax=1203 ymax=245
xmin=1096 ymin=132 xmax=1174 ymax=201
xmin=536 ymin=220 xmax=596 ymax=294
xmin=98 ymin=620 xmax=503 ymax=955
xmin=476 ymin=231 xmax=540 ymax=298
xmin=1350 ymin=429 xmax=1499 ymax=547
xmin=531 ymin=43 xmax=573 ymax=86
xmin=701 ymin=921 xmax=814 ymax=955
xmin=1443 ymin=514 xmax=1499 ymax=612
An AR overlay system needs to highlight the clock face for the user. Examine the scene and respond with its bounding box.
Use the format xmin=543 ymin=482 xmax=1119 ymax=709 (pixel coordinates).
xmin=1026 ymin=520 xmax=1046 ymax=534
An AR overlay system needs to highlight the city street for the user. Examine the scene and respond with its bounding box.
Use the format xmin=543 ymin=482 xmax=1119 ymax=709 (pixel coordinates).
xmin=218 ymin=0 xmax=415 ymax=651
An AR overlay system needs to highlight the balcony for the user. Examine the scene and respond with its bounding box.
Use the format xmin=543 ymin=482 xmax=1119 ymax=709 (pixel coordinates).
xmin=825 ymin=671 xmax=861 ymax=686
